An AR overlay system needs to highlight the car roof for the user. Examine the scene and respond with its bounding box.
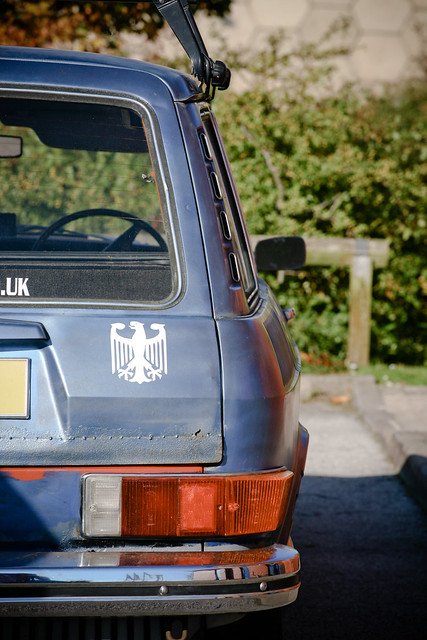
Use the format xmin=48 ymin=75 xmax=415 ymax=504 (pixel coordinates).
xmin=0 ymin=45 xmax=202 ymax=103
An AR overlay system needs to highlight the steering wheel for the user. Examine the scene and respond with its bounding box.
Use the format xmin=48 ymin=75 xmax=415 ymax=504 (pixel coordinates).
xmin=32 ymin=208 xmax=168 ymax=252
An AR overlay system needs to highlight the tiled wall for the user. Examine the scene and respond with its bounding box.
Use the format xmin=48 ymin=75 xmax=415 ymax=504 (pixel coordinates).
xmin=202 ymin=0 xmax=426 ymax=88
xmin=125 ymin=0 xmax=426 ymax=90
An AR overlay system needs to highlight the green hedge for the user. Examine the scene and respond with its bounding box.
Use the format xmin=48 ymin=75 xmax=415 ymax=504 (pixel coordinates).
xmin=214 ymin=35 xmax=426 ymax=366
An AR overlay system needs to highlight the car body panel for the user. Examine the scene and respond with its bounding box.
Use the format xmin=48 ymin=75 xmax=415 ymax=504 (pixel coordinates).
xmin=0 ymin=46 xmax=201 ymax=103
xmin=0 ymin=312 xmax=223 ymax=466
xmin=213 ymin=287 xmax=301 ymax=474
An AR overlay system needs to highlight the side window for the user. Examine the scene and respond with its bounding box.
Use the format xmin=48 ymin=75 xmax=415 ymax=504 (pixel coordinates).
xmin=0 ymin=96 xmax=177 ymax=305
xmin=200 ymin=113 xmax=258 ymax=307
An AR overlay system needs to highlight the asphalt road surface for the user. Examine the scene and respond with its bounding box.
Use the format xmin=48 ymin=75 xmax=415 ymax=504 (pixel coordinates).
xmin=213 ymin=398 xmax=427 ymax=640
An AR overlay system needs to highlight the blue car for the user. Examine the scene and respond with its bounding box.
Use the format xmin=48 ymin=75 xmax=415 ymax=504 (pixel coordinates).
xmin=0 ymin=1 xmax=308 ymax=637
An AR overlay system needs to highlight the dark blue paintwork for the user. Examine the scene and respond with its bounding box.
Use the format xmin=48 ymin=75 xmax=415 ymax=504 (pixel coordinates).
xmin=0 ymin=46 xmax=201 ymax=103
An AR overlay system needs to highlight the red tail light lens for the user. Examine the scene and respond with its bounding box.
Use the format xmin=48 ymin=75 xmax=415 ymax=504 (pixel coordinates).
xmin=122 ymin=477 xmax=178 ymax=537
xmin=178 ymin=479 xmax=221 ymax=535
xmin=83 ymin=469 xmax=293 ymax=538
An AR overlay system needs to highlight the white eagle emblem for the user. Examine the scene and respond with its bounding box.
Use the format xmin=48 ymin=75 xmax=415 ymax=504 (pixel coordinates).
xmin=110 ymin=322 xmax=167 ymax=384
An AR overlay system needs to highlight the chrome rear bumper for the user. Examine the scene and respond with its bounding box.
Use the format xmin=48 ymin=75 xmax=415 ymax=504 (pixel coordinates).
xmin=0 ymin=544 xmax=300 ymax=616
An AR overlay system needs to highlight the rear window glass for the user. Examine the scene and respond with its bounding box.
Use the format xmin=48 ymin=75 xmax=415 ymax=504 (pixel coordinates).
xmin=0 ymin=97 xmax=175 ymax=305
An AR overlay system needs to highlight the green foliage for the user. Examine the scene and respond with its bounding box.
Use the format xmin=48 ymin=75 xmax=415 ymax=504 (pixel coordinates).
xmin=301 ymin=362 xmax=427 ymax=385
xmin=0 ymin=126 xmax=161 ymax=233
xmin=356 ymin=363 xmax=427 ymax=386
xmin=214 ymin=32 xmax=427 ymax=365
xmin=0 ymin=1 xmax=232 ymax=50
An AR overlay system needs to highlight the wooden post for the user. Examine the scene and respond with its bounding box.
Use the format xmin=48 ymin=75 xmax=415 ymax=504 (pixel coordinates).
xmin=346 ymin=240 xmax=373 ymax=368
xmin=250 ymin=235 xmax=390 ymax=368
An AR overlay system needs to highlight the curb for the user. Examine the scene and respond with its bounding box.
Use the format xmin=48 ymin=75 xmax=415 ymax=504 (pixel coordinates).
xmin=301 ymin=374 xmax=427 ymax=512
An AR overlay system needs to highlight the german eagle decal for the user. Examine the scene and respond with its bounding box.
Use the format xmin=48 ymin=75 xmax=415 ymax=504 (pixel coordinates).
xmin=110 ymin=322 xmax=167 ymax=384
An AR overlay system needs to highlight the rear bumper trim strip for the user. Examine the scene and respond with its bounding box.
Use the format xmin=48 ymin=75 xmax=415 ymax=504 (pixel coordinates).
xmin=0 ymin=544 xmax=300 ymax=616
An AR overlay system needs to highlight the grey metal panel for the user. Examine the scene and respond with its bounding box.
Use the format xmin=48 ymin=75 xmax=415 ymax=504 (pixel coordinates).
xmin=175 ymin=102 xmax=250 ymax=318
xmin=170 ymin=104 xmax=302 ymax=475
xmin=210 ymin=283 xmax=301 ymax=474
xmin=0 ymin=312 xmax=222 ymax=465
xmin=0 ymin=319 xmax=48 ymax=341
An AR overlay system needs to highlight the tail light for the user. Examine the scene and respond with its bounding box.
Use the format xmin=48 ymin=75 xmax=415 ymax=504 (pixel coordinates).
xmin=82 ymin=469 xmax=293 ymax=538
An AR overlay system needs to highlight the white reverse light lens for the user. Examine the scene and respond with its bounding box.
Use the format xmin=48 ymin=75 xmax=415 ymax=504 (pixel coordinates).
xmin=83 ymin=475 xmax=122 ymax=536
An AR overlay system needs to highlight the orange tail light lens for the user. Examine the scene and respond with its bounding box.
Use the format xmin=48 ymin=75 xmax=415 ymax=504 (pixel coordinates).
xmin=83 ymin=469 xmax=293 ymax=538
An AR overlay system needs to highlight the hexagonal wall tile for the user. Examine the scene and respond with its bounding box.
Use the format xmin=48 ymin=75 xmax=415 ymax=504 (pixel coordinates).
xmin=352 ymin=35 xmax=408 ymax=81
xmin=354 ymin=0 xmax=411 ymax=32
xmin=402 ymin=13 xmax=427 ymax=57
xmin=324 ymin=56 xmax=356 ymax=90
xmin=312 ymin=0 xmax=352 ymax=4
xmin=300 ymin=8 xmax=356 ymax=48
xmin=196 ymin=2 xmax=256 ymax=50
xmin=252 ymin=0 xmax=309 ymax=30
xmin=402 ymin=58 xmax=426 ymax=80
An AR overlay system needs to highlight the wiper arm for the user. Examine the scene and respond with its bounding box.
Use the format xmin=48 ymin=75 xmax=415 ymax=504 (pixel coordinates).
xmin=153 ymin=0 xmax=231 ymax=100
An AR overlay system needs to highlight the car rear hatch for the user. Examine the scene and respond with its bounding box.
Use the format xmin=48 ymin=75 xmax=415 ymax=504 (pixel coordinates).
xmin=0 ymin=93 xmax=222 ymax=467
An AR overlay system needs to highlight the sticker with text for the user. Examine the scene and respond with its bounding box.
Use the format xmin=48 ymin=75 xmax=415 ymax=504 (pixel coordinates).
xmin=0 ymin=277 xmax=30 ymax=297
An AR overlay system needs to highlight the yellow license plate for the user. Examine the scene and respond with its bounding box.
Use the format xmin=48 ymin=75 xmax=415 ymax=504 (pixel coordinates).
xmin=0 ymin=359 xmax=30 ymax=418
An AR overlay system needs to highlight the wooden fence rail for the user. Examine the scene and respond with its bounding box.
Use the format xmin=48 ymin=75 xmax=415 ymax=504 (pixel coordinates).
xmin=251 ymin=236 xmax=390 ymax=368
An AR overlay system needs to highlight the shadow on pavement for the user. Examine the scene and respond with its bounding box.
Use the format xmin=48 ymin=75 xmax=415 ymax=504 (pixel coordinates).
xmin=213 ymin=473 xmax=427 ymax=640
